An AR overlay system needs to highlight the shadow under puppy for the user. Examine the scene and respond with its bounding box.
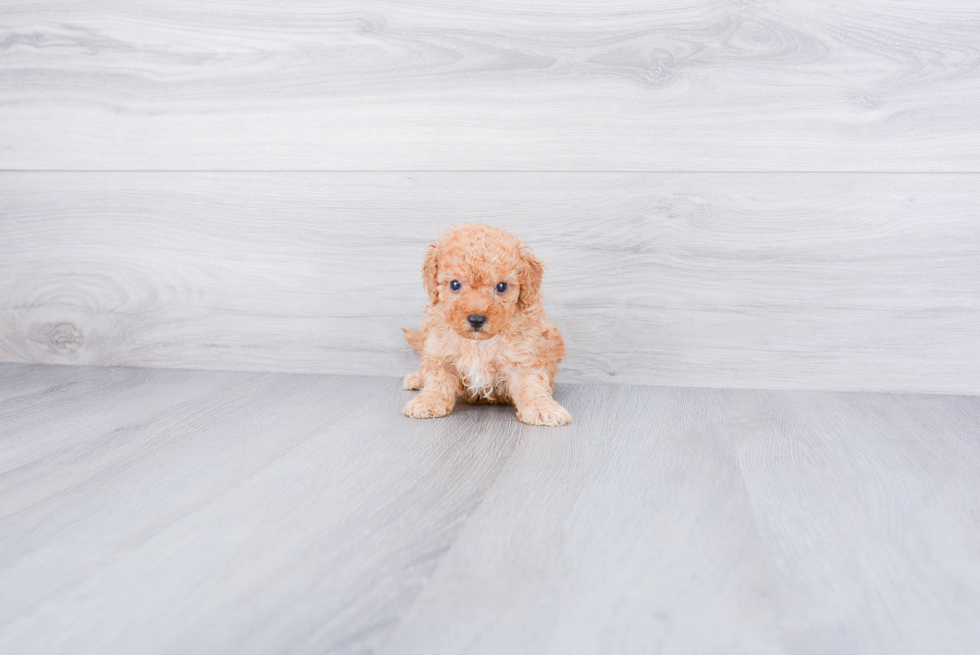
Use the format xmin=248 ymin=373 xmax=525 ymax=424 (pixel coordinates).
xmin=403 ymin=224 xmax=571 ymax=426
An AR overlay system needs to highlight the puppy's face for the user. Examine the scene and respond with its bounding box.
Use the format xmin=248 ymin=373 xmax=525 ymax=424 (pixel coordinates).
xmin=437 ymin=266 xmax=518 ymax=340
xmin=422 ymin=225 xmax=544 ymax=341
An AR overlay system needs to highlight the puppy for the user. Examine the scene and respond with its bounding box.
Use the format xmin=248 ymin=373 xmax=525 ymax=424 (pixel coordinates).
xmin=402 ymin=224 xmax=571 ymax=426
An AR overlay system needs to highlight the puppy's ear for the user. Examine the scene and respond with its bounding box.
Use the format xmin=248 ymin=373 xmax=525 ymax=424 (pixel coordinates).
xmin=518 ymin=244 xmax=544 ymax=310
xmin=422 ymin=244 xmax=439 ymax=304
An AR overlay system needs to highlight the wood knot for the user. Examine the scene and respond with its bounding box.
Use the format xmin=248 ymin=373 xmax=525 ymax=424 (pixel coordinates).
xmin=34 ymin=322 xmax=84 ymax=355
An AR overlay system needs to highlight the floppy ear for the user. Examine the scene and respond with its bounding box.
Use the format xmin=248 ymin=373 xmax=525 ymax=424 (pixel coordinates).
xmin=518 ymin=244 xmax=544 ymax=310
xmin=422 ymin=244 xmax=439 ymax=304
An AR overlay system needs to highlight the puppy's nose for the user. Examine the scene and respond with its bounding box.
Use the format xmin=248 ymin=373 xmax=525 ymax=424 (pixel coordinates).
xmin=467 ymin=314 xmax=487 ymax=329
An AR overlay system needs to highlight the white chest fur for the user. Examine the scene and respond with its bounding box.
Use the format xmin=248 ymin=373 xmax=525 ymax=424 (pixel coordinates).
xmin=453 ymin=336 xmax=504 ymax=399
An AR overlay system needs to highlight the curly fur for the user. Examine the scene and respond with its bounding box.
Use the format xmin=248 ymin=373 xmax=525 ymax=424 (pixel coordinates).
xmin=402 ymin=224 xmax=571 ymax=426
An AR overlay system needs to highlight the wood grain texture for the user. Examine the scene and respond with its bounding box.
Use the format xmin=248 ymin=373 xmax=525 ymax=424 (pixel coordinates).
xmin=2 ymin=0 xmax=980 ymax=170
xmin=1 ymin=363 xmax=979 ymax=653
xmin=0 ymin=364 xmax=526 ymax=654
xmin=2 ymin=172 xmax=978 ymax=394
xmin=387 ymin=383 xmax=980 ymax=655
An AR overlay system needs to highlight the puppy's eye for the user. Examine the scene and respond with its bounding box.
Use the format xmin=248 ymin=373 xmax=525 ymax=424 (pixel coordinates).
xmin=496 ymin=282 xmax=508 ymax=293
xmin=449 ymin=280 xmax=461 ymax=291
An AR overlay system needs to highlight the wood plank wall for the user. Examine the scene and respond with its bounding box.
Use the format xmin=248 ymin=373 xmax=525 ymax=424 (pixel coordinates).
xmin=1 ymin=1 xmax=979 ymax=393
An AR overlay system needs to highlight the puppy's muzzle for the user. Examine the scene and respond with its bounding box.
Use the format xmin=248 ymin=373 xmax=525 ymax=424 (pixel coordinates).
xmin=467 ymin=314 xmax=487 ymax=330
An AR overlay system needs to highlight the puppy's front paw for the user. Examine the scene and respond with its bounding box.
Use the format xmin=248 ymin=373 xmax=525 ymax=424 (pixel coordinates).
xmin=517 ymin=400 xmax=572 ymax=427
xmin=403 ymin=394 xmax=454 ymax=419
xmin=403 ymin=371 xmax=423 ymax=390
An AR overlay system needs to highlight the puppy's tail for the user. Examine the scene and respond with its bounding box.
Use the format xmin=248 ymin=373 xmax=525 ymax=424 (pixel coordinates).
xmin=402 ymin=328 xmax=425 ymax=355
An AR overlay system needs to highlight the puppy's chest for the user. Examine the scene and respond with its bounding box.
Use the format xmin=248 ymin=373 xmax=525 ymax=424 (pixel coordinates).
xmin=453 ymin=339 xmax=507 ymax=397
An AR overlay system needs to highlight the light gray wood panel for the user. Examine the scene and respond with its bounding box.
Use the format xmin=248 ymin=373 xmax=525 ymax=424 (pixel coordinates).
xmin=0 ymin=364 xmax=525 ymax=654
xmin=2 ymin=172 xmax=978 ymax=394
xmin=2 ymin=0 xmax=980 ymax=170
xmin=384 ymin=384 xmax=980 ymax=655
xmin=1 ymin=364 xmax=979 ymax=653
xmin=0 ymin=365 xmax=239 ymax=484
xmin=0 ymin=362 xmax=103 ymax=403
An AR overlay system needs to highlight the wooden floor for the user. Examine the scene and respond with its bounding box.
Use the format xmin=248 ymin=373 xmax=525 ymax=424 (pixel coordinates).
xmin=1 ymin=363 xmax=979 ymax=654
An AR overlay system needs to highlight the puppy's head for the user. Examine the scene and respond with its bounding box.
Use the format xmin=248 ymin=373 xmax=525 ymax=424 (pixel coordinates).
xmin=422 ymin=224 xmax=544 ymax=340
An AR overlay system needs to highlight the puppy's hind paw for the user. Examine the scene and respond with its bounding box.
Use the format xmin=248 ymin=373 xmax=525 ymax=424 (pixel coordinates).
xmin=403 ymin=395 xmax=454 ymax=419
xmin=403 ymin=371 xmax=423 ymax=390
xmin=517 ymin=400 xmax=572 ymax=427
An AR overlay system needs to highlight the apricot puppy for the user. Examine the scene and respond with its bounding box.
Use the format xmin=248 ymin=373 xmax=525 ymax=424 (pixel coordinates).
xmin=402 ymin=224 xmax=571 ymax=426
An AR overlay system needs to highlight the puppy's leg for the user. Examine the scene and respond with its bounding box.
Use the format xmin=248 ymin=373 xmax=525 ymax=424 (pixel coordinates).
xmin=403 ymin=370 xmax=424 ymax=390
xmin=403 ymin=364 xmax=462 ymax=419
xmin=509 ymin=370 xmax=571 ymax=427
